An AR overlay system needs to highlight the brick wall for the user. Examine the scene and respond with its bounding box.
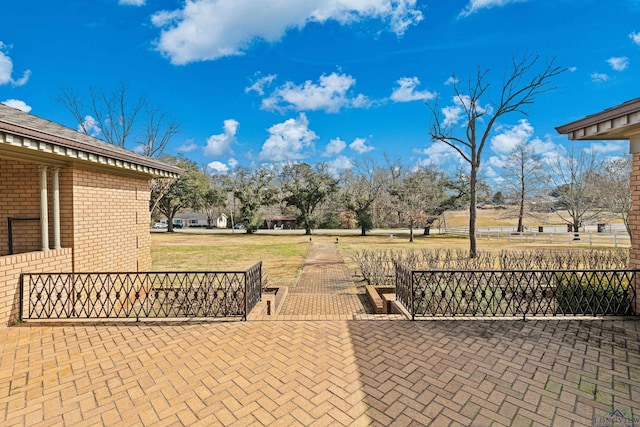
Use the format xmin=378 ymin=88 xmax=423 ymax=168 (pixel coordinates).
xmin=70 ymin=169 xmax=151 ymax=272
xmin=0 ymin=248 xmax=72 ymax=326
xmin=0 ymin=159 xmax=41 ymax=255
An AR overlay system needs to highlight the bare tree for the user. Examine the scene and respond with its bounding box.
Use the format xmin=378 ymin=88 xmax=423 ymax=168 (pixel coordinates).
xmin=139 ymin=106 xmax=180 ymax=158
xmin=598 ymin=156 xmax=632 ymax=237
xmin=56 ymin=83 xmax=179 ymax=157
xmin=428 ymin=55 xmax=565 ymax=257
xmin=545 ymin=147 xmax=602 ymax=239
xmin=340 ymin=157 xmax=386 ymax=236
xmin=502 ymin=140 xmax=543 ymax=232
xmin=392 ymin=166 xmax=455 ymax=242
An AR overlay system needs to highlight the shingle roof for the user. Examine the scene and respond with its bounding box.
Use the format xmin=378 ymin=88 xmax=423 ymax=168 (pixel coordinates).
xmin=0 ymin=104 xmax=182 ymax=177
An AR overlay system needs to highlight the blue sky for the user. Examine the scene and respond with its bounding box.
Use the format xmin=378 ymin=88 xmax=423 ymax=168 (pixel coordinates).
xmin=1 ymin=0 xmax=640 ymax=184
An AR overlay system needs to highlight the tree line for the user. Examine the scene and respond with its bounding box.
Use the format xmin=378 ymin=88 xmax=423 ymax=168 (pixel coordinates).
xmin=148 ymin=149 xmax=631 ymax=243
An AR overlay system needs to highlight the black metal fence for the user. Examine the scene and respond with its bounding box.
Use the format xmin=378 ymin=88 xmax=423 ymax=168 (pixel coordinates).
xmin=394 ymin=261 xmax=637 ymax=320
xmin=20 ymin=262 xmax=262 ymax=321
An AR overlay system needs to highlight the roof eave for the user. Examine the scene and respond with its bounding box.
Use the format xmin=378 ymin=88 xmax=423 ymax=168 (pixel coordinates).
xmin=556 ymin=97 xmax=640 ymax=141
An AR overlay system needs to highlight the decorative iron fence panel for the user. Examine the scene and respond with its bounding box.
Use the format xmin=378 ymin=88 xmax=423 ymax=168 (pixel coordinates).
xmin=394 ymin=262 xmax=637 ymax=320
xmin=21 ymin=262 xmax=262 ymax=321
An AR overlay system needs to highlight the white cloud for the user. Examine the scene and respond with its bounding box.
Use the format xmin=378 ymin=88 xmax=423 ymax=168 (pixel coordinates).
xmin=390 ymin=77 xmax=435 ymax=102
xmin=458 ymin=0 xmax=526 ymax=18
xmin=442 ymin=103 xmax=464 ymax=128
xmin=488 ymin=120 xmax=560 ymax=172
xmin=327 ymin=155 xmax=353 ymax=175
xmin=568 ymin=66 xmax=577 ymax=72
xmin=630 ymin=31 xmax=640 ymax=46
xmin=490 ymin=119 xmax=534 ymax=154
xmin=607 ymin=56 xmax=629 ymax=71
xmin=207 ymin=161 xmax=230 ymax=173
xmin=1 ymin=99 xmax=31 ymax=112
xmin=119 ymin=0 xmax=145 ymax=5
xmin=262 ymin=72 xmax=370 ymax=113
xmin=259 ymin=113 xmax=318 ymax=161
xmin=529 ymin=135 xmax=559 ymax=156
xmin=444 ymin=76 xmax=458 ymax=85
xmin=0 ymin=42 xmax=31 ymax=87
xmin=79 ymin=115 xmax=101 ymax=137
xmin=417 ymin=141 xmax=460 ymax=165
xmin=440 ymin=95 xmax=491 ymax=128
xmin=323 ymin=137 xmax=347 ymax=156
xmin=484 ymin=165 xmax=499 ymax=179
xmin=228 ymin=157 xmax=238 ymax=168
xmin=151 ymin=0 xmax=423 ymax=65
xmin=205 ymin=119 xmax=239 ymax=157
xmin=488 ymin=155 xmax=505 ymax=168
xmin=587 ymin=141 xmax=627 ymax=154
xmin=591 ymin=72 xmax=610 ymax=83
xmin=349 ymin=137 xmax=374 ymax=153
xmin=245 ymin=73 xmax=277 ymax=95
xmin=177 ymin=139 xmax=199 ymax=153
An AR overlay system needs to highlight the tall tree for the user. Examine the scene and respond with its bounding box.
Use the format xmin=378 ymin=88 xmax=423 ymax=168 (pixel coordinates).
xmin=280 ymin=163 xmax=338 ymax=235
xmin=151 ymin=155 xmax=209 ymax=232
xmin=545 ymin=147 xmax=602 ymax=239
xmin=340 ymin=157 xmax=386 ymax=236
xmin=224 ymin=166 xmax=278 ymax=233
xmin=428 ymin=55 xmax=565 ymax=257
xmin=502 ymin=140 xmax=543 ymax=232
xmin=202 ymin=174 xmax=227 ymax=229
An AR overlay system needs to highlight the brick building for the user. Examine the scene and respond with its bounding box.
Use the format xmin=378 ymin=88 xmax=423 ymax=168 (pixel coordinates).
xmin=0 ymin=104 xmax=181 ymax=326
xmin=556 ymin=97 xmax=640 ymax=313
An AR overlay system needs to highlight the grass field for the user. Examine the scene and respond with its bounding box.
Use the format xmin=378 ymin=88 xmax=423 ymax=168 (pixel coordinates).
xmin=151 ymin=214 xmax=625 ymax=287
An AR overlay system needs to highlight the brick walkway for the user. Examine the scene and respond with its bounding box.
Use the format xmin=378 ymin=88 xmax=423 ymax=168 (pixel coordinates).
xmin=2 ymin=243 xmax=640 ymax=425
xmin=254 ymin=242 xmax=403 ymax=320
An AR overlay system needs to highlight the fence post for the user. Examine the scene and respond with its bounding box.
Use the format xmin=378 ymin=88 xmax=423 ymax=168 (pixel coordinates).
xmin=410 ymin=270 xmax=415 ymax=321
xmin=244 ymin=270 xmax=248 ymax=321
xmin=19 ymin=274 xmax=24 ymax=321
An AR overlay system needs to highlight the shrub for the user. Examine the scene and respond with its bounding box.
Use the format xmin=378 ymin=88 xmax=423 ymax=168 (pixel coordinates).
xmin=554 ymin=272 xmax=634 ymax=315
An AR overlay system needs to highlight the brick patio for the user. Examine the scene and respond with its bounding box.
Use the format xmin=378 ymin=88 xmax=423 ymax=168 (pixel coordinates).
xmin=1 ymin=243 xmax=639 ymax=426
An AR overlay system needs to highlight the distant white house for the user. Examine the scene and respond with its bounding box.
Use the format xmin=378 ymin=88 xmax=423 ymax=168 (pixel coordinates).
xmin=171 ymin=212 xmax=228 ymax=228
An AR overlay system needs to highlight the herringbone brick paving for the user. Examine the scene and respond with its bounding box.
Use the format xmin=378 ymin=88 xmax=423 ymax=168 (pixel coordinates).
xmin=277 ymin=242 xmax=374 ymax=318
xmin=2 ymin=242 xmax=640 ymax=425
xmin=1 ymin=320 xmax=639 ymax=426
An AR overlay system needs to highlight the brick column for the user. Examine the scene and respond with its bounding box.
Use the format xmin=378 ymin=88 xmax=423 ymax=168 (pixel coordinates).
xmin=630 ymin=149 xmax=640 ymax=314
xmin=38 ymin=165 xmax=50 ymax=252
xmin=52 ymin=167 xmax=61 ymax=250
